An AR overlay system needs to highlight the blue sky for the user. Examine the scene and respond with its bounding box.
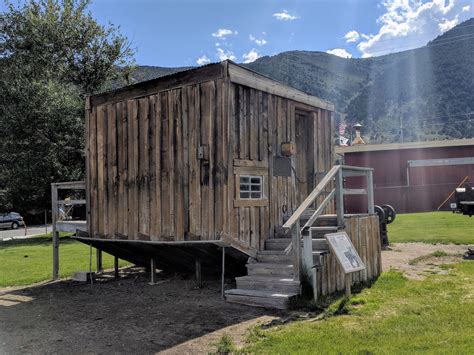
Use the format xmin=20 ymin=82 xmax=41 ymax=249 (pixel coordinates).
xmin=3 ymin=0 xmax=473 ymax=66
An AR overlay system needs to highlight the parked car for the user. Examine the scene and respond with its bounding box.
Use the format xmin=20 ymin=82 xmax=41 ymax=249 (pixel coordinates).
xmin=0 ymin=212 xmax=25 ymax=230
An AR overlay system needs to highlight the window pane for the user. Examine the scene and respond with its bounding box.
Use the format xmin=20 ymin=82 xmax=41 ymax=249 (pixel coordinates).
xmin=240 ymin=192 xmax=250 ymax=199
xmin=240 ymin=184 xmax=249 ymax=191
xmin=251 ymin=192 xmax=261 ymax=198
xmin=251 ymin=185 xmax=260 ymax=191
xmin=250 ymin=177 xmax=261 ymax=184
xmin=240 ymin=177 xmax=249 ymax=183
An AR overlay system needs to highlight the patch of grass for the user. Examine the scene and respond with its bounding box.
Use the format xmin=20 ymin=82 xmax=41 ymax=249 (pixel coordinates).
xmin=243 ymin=262 xmax=474 ymax=354
xmin=0 ymin=235 xmax=129 ymax=287
xmin=409 ymin=250 xmax=449 ymax=265
xmin=432 ymin=250 xmax=448 ymax=257
xmin=215 ymin=334 xmax=236 ymax=354
xmin=388 ymin=211 xmax=474 ymax=244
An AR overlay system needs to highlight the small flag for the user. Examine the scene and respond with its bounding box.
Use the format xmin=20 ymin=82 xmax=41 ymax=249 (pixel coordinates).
xmin=339 ymin=122 xmax=347 ymax=136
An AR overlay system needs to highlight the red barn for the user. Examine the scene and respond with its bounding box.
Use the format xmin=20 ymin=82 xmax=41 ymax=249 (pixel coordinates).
xmin=336 ymin=139 xmax=474 ymax=213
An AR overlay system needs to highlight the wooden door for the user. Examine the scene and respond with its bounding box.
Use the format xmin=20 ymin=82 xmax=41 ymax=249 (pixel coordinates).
xmin=295 ymin=111 xmax=316 ymax=204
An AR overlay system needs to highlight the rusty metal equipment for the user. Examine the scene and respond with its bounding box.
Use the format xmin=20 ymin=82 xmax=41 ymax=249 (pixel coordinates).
xmin=374 ymin=204 xmax=396 ymax=249
xmin=451 ymin=184 xmax=474 ymax=217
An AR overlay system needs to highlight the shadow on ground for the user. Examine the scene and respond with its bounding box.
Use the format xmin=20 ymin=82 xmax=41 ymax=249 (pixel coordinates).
xmin=0 ymin=268 xmax=279 ymax=354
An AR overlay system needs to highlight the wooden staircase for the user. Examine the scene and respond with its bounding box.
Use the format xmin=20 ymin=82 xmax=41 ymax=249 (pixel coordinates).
xmin=226 ymin=165 xmax=375 ymax=309
xmin=225 ymin=214 xmax=338 ymax=309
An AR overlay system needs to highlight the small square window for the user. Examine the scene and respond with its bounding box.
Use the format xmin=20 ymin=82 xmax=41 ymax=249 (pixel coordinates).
xmin=239 ymin=175 xmax=262 ymax=199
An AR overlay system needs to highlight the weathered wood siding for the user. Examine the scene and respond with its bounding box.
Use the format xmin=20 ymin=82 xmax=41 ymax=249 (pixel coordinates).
xmin=87 ymin=69 xmax=334 ymax=253
xmin=229 ymin=83 xmax=334 ymax=253
xmin=87 ymin=79 xmax=229 ymax=241
xmin=316 ymin=215 xmax=381 ymax=296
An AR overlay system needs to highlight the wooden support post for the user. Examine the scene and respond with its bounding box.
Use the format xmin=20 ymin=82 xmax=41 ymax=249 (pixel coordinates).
xmin=221 ymin=247 xmax=226 ymax=300
xmin=345 ymin=273 xmax=352 ymax=299
xmin=303 ymin=229 xmax=317 ymax=300
xmin=150 ymin=258 xmax=156 ymax=285
xmin=336 ymin=170 xmax=344 ymax=228
xmin=291 ymin=222 xmax=301 ymax=281
xmin=367 ymin=171 xmax=374 ymax=214
xmin=114 ymin=256 xmax=119 ymax=279
xmin=195 ymin=259 xmax=202 ymax=288
xmin=96 ymin=249 xmax=103 ymax=273
xmin=51 ymin=184 xmax=59 ymax=280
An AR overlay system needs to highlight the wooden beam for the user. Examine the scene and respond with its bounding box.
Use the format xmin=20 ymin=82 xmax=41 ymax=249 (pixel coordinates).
xmin=96 ymin=249 xmax=103 ymax=273
xmin=233 ymin=199 xmax=269 ymax=207
xmin=233 ymin=159 xmax=268 ymax=168
xmin=114 ymin=256 xmax=119 ymax=279
xmin=150 ymin=258 xmax=157 ymax=285
xmin=195 ymin=259 xmax=202 ymax=288
xmin=51 ymin=184 xmax=59 ymax=280
xmin=228 ymin=63 xmax=334 ymax=111
xmin=90 ymin=63 xmax=225 ymax=107
xmin=57 ymin=199 xmax=86 ymax=205
xmin=283 ymin=165 xmax=340 ymax=229
xmin=342 ymin=188 xmax=367 ymax=195
xmin=51 ymin=181 xmax=86 ymax=189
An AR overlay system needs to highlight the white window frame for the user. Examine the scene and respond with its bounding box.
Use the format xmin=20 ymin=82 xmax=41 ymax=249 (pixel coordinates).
xmin=239 ymin=175 xmax=263 ymax=200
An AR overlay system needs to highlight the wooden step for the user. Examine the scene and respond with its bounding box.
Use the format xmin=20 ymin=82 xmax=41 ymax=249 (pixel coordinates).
xmin=312 ymin=238 xmax=329 ymax=251
xmin=225 ymin=288 xmax=297 ymax=309
xmin=266 ymin=237 xmax=329 ymax=251
xmin=257 ymin=253 xmax=293 ymax=263
xmin=265 ymin=238 xmax=291 ymax=250
xmin=311 ymin=226 xmax=339 ymax=238
xmin=246 ymin=262 xmax=294 ymax=277
xmin=235 ymin=276 xmax=300 ymax=293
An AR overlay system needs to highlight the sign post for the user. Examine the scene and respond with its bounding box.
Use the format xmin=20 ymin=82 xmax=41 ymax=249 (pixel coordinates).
xmin=325 ymin=231 xmax=366 ymax=299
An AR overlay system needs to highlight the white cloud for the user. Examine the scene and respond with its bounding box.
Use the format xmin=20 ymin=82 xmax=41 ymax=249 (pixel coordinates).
xmin=355 ymin=0 xmax=470 ymax=58
xmin=242 ymin=49 xmax=260 ymax=63
xmin=216 ymin=48 xmax=236 ymax=61
xmin=212 ymin=28 xmax=238 ymax=39
xmin=196 ymin=55 xmax=211 ymax=66
xmin=462 ymin=5 xmax=470 ymax=12
xmin=249 ymin=34 xmax=267 ymax=46
xmin=273 ymin=9 xmax=298 ymax=21
xmin=439 ymin=15 xmax=459 ymax=32
xmin=326 ymin=48 xmax=352 ymax=58
xmin=344 ymin=30 xmax=360 ymax=43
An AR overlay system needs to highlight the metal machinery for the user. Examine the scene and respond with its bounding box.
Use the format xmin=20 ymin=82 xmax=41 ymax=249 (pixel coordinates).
xmin=451 ymin=184 xmax=474 ymax=217
xmin=374 ymin=204 xmax=396 ymax=249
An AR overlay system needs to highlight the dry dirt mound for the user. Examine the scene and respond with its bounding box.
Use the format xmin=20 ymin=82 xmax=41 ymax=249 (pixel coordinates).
xmin=382 ymin=242 xmax=472 ymax=280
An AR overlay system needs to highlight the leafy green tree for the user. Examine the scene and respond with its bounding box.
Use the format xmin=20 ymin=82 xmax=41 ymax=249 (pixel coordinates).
xmin=0 ymin=0 xmax=134 ymax=218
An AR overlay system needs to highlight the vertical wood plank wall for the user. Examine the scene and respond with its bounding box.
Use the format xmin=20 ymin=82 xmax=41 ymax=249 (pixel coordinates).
xmin=229 ymin=83 xmax=334 ymax=251
xmin=87 ymin=79 xmax=334 ymax=252
xmin=87 ymin=79 xmax=228 ymax=241
xmin=316 ymin=215 xmax=382 ymax=296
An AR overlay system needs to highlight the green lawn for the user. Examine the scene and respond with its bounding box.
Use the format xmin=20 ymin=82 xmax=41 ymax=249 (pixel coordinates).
xmin=244 ymin=262 xmax=474 ymax=354
xmin=0 ymin=235 xmax=129 ymax=287
xmin=388 ymin=211 xmax=474 ymax=244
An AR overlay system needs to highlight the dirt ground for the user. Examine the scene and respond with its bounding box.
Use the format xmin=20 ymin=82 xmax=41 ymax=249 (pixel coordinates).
xmin=382 ymin=242 xmax=472 ymax=279
xmin=1 ymin=242 xmax=472 ymax=354
xmin=0 ymin=269 xmax=279 ymax=354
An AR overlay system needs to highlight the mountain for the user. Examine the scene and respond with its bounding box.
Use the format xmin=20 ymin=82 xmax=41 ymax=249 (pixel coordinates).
xmin=124 ymin=18 xmax=474 ymax=143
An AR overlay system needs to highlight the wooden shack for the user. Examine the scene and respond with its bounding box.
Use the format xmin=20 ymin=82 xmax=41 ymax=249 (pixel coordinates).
xmin=78 ymin=61 xmax=381 ymax=308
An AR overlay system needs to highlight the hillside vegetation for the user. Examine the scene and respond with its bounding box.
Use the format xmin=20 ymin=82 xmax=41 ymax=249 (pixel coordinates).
xmin=128 ymin=18 xmax=474 ymax=143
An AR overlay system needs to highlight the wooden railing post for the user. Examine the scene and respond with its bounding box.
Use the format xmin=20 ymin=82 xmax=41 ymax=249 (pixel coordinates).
xmin=336 ymin=169 xmax=344 ymax=227
xmin=291 ymin=221 xmax=301 ymax=281
xmin=367 ymin=170 xmax=375 ymax=214
xmin=302 ymin=228 xmax=317 ymax=300
xmin=51 ymin=184 xmax=59 ymax=280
